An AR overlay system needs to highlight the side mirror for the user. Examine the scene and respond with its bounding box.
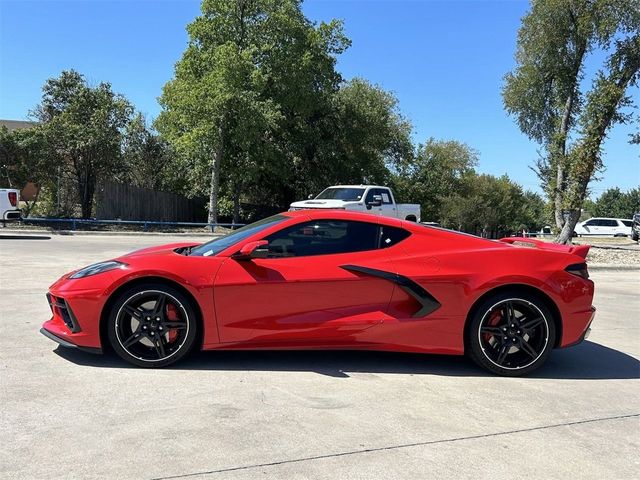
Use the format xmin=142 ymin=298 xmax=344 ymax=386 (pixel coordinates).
xmin=366 ymin=194 xmax=383 ymax=209
xmin=307 ymin=194 xmax=314 ymax=199
xmin=233 ymin=240 xmax=269 ymax=261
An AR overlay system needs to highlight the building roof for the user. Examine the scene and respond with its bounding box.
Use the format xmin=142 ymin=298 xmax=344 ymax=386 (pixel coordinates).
xmin=0 ymin=119 xmax=37 ymax=131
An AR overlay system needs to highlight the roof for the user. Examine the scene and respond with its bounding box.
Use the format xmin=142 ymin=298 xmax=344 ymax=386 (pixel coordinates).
xmin=0 ymin=119 xmax=37 ymax=131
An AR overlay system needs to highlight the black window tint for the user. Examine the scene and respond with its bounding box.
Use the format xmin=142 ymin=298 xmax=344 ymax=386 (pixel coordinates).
xmin=601 ymin=219 xmax=618 ymax=227
xmin=584 ymin=219 xmax=599 ymax=226
xmin=266 ymin=220 xmax=378 ymax=257
xmin=379 ymin=226 xmax=410 ymax=248
xmin=622 ymin=220 xmax=633 ymax=227
xmin=365 ymin=189 xmax=377 ymax=203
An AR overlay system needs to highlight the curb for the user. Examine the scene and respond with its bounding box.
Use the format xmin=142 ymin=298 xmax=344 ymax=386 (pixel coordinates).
xmin=0 ymin=229 xmax=221 ymax=238
xmin=588 ymin=264 xmax=640 ymax=271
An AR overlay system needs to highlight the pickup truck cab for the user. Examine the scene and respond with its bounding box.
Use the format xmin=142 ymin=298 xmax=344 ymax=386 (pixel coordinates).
xmin=289 ymin=185 xmax=421 ymax=222
xmin=1 ymin=188 xmax=21 ymax=222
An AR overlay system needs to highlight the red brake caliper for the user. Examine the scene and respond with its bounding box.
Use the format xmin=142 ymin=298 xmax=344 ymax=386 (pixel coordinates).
xmin=166 ymin=303 xmax=180 ymax=342
xmin=483 ymin=310 xmax=502 ymax=342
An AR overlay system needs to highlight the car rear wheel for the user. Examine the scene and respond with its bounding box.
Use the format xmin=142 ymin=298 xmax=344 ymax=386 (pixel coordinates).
xmin=466 ymin=292 xmax=556 ymax=376
xmin=107 ymin=283 xmax=197 ymax=368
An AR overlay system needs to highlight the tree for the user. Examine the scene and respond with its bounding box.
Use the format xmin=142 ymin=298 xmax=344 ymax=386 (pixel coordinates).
xmin=33 ymin=70 xmax=133 ymax=217
xmin=156 ymin=0 xmax=349 ymax=227
xmin=593 ymin=187 xmax=640 ymax=218
xmin=0 ymin=126 xmax=54 ymax=216
xmin=503 ymin=0 xmax=640 ymax=243
xmin=121 ymin=114 xmax=173 ymax=191
xmin=440 ymin=173 xmax=549 ymax=238
xmin=393 ymin=139 xmax=477 ymax=222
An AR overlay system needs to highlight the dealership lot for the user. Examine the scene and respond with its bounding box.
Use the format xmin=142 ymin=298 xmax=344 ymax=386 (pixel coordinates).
xmin=1 ymin=234 xmax=639 ymax=479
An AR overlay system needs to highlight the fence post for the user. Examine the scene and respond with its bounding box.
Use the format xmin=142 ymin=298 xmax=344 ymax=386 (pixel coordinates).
xmin=72 ymin=219 xmax=76 ymax=231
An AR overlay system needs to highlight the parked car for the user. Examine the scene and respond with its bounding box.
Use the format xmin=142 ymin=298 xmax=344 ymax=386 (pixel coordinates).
xmin=632 ymin=213 xmax=640 ymax=242
xmin=574 ymin=217 xmax=633 ymax=237
xmin=289 ymin=185 xmax=421 ymax=222
xmin=41 ymin=210 xmax=595 ymax=376
xmin=0 ymin=188 xmax=21 ymax=222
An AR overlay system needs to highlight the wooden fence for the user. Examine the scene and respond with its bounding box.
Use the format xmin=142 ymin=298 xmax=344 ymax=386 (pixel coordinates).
xmin=96 ymin=182 xmax=206 ymax=222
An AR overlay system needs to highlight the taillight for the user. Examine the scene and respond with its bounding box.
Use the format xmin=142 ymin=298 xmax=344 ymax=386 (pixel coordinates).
xmin=566 ymin=263 xmax=589 ymax=279
xmin=8 ymin=191 xmax=17 ymax=207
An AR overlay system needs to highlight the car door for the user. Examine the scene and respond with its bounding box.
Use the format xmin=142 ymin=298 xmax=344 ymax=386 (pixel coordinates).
xmin=580 ymin=219 xmax=600 ymax=235
xmin=213 ymin=219 xmax=397 ymax=344
xmin=377 ymin=188 xmax=398 ymax=218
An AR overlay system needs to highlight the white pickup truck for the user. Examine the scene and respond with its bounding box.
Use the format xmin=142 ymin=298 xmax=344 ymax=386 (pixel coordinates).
xmin=1 ymin=188 xmax=21 ymax=222
xmin=289 ymin=185 xmax=421 ymax=222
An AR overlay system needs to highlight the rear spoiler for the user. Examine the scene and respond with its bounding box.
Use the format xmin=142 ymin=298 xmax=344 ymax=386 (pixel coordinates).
xmin=499 ymin=237 xmax=590 ymax=259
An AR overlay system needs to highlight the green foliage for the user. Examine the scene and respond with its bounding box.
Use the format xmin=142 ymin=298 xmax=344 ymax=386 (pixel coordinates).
xmin=592 ymin=187 xmax=640 ymax=218
xmin=121 ymin=114 xmax=174 ymax=191
xmin=393 ymin=139 xmax=477 ymax=221
xmin=156 ymin=0 xmax=350 ymax=223
xmin=33 ymin=70 xmax=134 ymax=217
xmin=440 ymin=174 xmax=548 ymax=237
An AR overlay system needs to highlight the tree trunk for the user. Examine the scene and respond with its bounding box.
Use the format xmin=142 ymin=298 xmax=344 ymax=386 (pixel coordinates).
xmin=208 ymin=123 xmax=225 ymax=230
xmin=556 ymin=208 xmax=581 ymax=244
xmin=232 ymin=181 xmax=241 ymax=227
xmin=78 ymin=167 xmax=95 ymax=219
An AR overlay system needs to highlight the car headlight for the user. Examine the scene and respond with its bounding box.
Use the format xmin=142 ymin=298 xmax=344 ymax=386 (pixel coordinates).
xmin=69 ymin=260 xmax=127 ymax=279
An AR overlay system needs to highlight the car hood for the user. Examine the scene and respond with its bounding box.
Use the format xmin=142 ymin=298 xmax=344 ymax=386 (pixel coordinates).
xmin=290 ymin=199 xmax=358 ymax=209
xmin=119 ymin=242 xmax=200 ymax=260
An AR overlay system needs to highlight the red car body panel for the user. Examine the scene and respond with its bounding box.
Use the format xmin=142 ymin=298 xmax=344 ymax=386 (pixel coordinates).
xmin=42 ymin=210 xmax=595 ymax=356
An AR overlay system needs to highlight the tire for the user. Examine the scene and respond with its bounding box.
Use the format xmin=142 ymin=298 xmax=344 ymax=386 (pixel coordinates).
xmin=466 ymin=291 xmax=556 ymax=376
xmin=405 ymin=215 xmax=417 ymax=222
xmin=632 ymin=232 xmax=639 ymax=242
xmin=107 ymin=283 xmax=198 ymax=368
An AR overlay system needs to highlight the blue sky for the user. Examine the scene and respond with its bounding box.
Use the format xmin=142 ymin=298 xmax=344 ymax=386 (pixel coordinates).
xmin=1 ymin=0 xmax=638 ymax=197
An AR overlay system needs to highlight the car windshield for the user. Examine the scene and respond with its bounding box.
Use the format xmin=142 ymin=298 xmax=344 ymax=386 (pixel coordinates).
xmin=189 ymin=215 xmax=287 ymax=257
xmin=315 ymin=187 xmax=365 ymax=201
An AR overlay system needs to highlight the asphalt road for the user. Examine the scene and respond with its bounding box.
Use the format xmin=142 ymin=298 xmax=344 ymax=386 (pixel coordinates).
xmin=1 ymin=234 xmax=639 ymax=479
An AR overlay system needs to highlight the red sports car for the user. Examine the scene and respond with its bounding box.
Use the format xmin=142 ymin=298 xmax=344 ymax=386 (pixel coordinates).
xmin=41 ymin=210 xmax=595 ymax=376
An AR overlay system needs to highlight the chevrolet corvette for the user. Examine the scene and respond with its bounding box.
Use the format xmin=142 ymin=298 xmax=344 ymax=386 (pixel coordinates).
xmin=41 ymin=210 xmax=595 ymax=376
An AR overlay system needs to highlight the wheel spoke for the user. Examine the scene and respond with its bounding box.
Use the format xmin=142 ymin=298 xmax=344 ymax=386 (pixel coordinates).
xmin=152 ymin=294 xmax=167 ymax=317
xmin=153 ymin=335 xmax=166 ymax=358
xmin=495 ymin=344 xmax=510 ymax=365
xmin=123 ymin=331 xmax=143 ymax=348
xmin=521 ymin=316 xmax=544 ymax=331
xmin=481 ymin=326 xmax=504 ymax=337
xmin=163 ymin=321 xmax=187 ymax=330
xmin=519 ymin=339 xmax=539 ymax=359
xmin=123 ymin=305 xmax=142 ymax=319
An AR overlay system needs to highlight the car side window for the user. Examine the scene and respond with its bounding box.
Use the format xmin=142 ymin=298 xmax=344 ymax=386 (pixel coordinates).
xmin=379 ymin=189 xmax=392 ymax=204
xmin=584 ymin=219 xmax=598 ymax=226
xmin=601 ymin=219 xmax=618 ymax=227
xmin=379 ymin=226 xmax=410 ymax=248
xmin=265 ymin=220 xmax=379 ymax=257
xmin=365 ymin=189 xmax=377 ymax=204
xmin=622 ymin=220 xmax=632 ymax=227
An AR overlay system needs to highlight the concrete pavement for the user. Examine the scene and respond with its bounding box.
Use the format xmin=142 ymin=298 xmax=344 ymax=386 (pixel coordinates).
xmin=1 ymin=234 xmax=638 ymax=479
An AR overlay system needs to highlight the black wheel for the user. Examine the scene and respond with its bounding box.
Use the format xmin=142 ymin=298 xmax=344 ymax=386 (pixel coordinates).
xmin=107 ymin=283 xmax=197 ymax=367
xmin=466 ymin=292 xmax=556 ymax=376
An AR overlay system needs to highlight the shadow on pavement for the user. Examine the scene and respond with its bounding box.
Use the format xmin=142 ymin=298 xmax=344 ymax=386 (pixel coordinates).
xmin=0 ymin=234 xmax=51 ymax=240
xmin=54 ymin=340 xmax=639 ymax=380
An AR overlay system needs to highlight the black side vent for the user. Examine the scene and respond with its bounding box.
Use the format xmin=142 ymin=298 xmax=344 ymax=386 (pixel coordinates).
xmin=46 ymin=294 xmax=81 ymax=333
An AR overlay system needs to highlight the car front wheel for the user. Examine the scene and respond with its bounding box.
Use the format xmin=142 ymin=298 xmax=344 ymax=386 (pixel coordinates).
xmin=466 ymin=292 xmax=556 ymax=376
xmin=107 ymin=283 xmax=197 ymax=367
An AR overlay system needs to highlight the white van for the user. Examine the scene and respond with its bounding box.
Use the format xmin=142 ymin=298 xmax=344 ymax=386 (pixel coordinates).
xmin=574 ymin=217 xmax=633 ymax=237
xmin=0 ymin=188 xmax=21 ymax=221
